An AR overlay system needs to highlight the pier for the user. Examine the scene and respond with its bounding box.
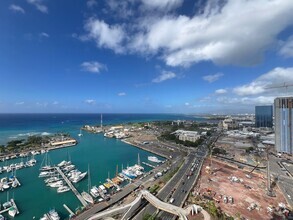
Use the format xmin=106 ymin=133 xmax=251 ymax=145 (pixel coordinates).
xmin=55 ymin=167 xmax=88 ymax=207
xmin=142 ymin=162 xmax=156 ymax=168
xmin=63 ymin=204 xmax=75 ymax=217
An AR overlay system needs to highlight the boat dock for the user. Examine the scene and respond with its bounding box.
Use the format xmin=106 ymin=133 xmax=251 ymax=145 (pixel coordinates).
xmin=63 ymin=204 xmax=75 ymax=217
xmin=142 ymin=162 xmax=156 ymax=168
xmin=55 ymin=167 xmax=88 ymax=207
xmin=0 ymin=199 xmax=19 ymax=215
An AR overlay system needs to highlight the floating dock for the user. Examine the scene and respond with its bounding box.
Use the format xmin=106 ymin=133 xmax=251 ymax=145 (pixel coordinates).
xmin=142 ymin=162 xmax=156 ymax=168
xmin=55 ymin=167 xmax=88 ymax=207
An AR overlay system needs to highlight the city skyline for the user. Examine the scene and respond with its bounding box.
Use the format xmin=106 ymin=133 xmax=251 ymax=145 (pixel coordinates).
xmin=1 ymin=0 xmax=293 ymax=113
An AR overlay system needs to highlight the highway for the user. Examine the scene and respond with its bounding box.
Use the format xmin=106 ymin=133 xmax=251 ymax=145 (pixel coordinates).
xmin=132 ymin=134 xmax=213 ymax=220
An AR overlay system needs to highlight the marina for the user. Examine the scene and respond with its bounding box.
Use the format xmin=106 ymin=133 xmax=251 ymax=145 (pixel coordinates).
xmin=0 ymin=114 xmax=187 ymax=219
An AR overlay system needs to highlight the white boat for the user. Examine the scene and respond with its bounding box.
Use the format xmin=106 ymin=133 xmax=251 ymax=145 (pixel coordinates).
xmin=8 ymin=206 xmax=17 ymax=217
xmin=90 ymin=186 xmax=100 ymax=198
xmin=57 ymin=160 xmax=71 ymax=167
xmin=3 ymin=201 xmax=12 ymax=209
xmin=148 ymin=156 xmax=162 ymax=163
xmin=122 ymin=169 xmax=137 ymax=179
xmin=62 ymin=164 xmax=75 ymax=172
xmin=48 ymin=209 xmax=60 ymax=220
xmin=41 ymin=209 xmax=60 ymax=220
xmin=0 ymin=214 xmax=5 ymax=220
xmin=48 ymin=180 xmax=63 ymax=188
xmin=44 ymin=176 xmax=59 ymax=184
xmin=57 ymin=185 xmax=70 ymax=193
xmin=70 ymin=172 xmax=87 ymax=183
xmin=81 ymin=191 xmax=94 ymax=204
xmin=39 ymin=171 xmax=56 ymax=178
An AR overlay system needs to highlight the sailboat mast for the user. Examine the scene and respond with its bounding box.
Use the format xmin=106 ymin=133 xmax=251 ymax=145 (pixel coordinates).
xmin=88 ymin=164 xmax=91 ymax=193
xmin=101 ymin=114 xmax=103 ymax=130
xmin=137 ymin=153 xmax=141 ymax=166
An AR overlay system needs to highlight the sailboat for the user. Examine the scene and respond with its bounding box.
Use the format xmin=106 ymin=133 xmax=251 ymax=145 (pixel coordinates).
xmin=40 ymin=152 xmax=53 ymax=171
xmin=78 ymin=129 xmax=83 ymax=137
xmin=81 ymin=165 xmax=94 ymax=204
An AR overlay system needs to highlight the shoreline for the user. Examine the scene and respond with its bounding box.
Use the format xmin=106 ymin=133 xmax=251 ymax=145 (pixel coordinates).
xmin=121 ymin=139 xmax=169 ymax=159
xmin=0 ymin=142 xmax=77 ymax=162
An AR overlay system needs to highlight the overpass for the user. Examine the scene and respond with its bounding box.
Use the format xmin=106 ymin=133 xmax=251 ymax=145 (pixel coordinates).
xmin=87 ymin=190 xmax=209 ymax=220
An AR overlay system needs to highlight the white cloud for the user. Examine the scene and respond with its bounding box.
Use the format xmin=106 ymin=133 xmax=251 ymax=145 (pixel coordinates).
xmin=52 ymin=101 xmax=59 ymax=105
xmin=36 ymin=102 xmax=48 ymax=107
xmin=279 ymin=36 xmax=293 ymax=58
xmin=217 ymin=96 xmax=274 ymax=105
xmin=118 ymin=92 xmax=126 ymax=96
xmin=105 ymin=0 xmax=134 ymax=19
xmin=15 ymin=102 xmax=24 ymax=105
xmin=215 ymin=89 xmax=227 ymax=94
xmin=152 ymin=70 xmax=176 ymax=83
xmin=87 ymin=0 xmax=97 ymax=8
xmin=185 ymin=102 xmax=190 ymax=106
xmin=233 ymin=67 xmax=293 ymax=96
xmin=27 ymin=0 xmax=48 ymax=13
xmin=141 ymin=0 xmax=183 ymax=11
xmin=39 ymin=32 xmax=49 ymax=38
xmin=84 ymin=99 xmax=96 ymax=105
xmin=203 ymin=73 xmax=223 ymax=83
xmin=130 ymin=0 xmax=293 ymax=67
xmin=84 ymin=19 xmax=125 ymax=53
xmin=81 ymin=61 xmax=107 ymax=73
xmin=9 ymin=4 xmax=25 ymax=14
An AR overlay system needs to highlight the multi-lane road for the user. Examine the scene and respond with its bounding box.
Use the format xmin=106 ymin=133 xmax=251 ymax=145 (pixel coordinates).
xmin=132 ymin=134 xmax=215 ymax=220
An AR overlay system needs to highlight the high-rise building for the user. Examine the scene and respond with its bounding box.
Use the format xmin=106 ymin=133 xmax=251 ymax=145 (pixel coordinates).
xmin=274 ymin=97 xmax=293 ymax=154
xmin=255 ymin=105 xmax=273 ymax=128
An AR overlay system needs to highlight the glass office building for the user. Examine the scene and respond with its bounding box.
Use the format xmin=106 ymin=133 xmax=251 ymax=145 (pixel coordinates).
xmin=255 ymin=105 xmax=273 ymax=128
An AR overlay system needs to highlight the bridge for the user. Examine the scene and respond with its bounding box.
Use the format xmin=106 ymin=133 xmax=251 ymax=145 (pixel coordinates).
xmin=87 ymin=190 xmax=210 ymax=220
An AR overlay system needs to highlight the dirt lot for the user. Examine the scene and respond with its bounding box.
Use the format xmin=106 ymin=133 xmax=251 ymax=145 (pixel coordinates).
xmin=193 ymin=158 xmax=288 ymax=220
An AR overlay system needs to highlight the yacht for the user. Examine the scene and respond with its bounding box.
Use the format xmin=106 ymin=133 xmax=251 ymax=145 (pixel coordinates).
xmin=3 ymin=201 xmax=12 ymax=209
xmin=44 ymin=176 xmax=59 ymax=184
xmin=0 ymin=214 xmax=5 ymax=220
xmin=48 ymin=209 xmax=60 ymax=220
xmin=8 ymin=206 xmax=17 ymax=217
xmin=148 ymin=156 xmax=162 ymax=163
xmin=40 ymin=209 xmax=60 ymax=220
xmin=90 ymin=186 xmax=100 ymax=198
xmin=57 ymin=185 xmax=70 ymax=193
xmin=81 ymin=191 xmax=94 ymax=204
xmin=48 ymin=180 xmax=63 ymax=188
xmin=39 ymin=171 xmax=56 ymax=178
xmin=122 ymin=168 xmax=137 ymax=179
xmin=70 ymin=172 xmax=87 ymax=183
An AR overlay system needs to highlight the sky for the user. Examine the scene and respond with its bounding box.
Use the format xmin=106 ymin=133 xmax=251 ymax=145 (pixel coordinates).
xmin=1 ymin=0 xmax=293 ymax=114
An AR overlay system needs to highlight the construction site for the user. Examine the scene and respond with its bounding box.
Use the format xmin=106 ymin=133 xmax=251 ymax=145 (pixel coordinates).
xmin=189 ymin=157 xmax=290 ymax=220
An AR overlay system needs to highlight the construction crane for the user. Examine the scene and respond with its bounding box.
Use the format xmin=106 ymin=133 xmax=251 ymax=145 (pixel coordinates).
xmin=265 ymin=83 xmax=293 ymax=94
xmin=246 ymin=162 xmax=260 ymax=179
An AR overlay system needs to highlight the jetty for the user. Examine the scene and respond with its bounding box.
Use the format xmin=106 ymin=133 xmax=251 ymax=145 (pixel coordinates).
xmin=142 ymin=162 xmax=156 ymax=168
xmin=63 ymin=204 xmax=75 ymax=217
xmin=55 ymin=167 xmax=88 ymax=207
